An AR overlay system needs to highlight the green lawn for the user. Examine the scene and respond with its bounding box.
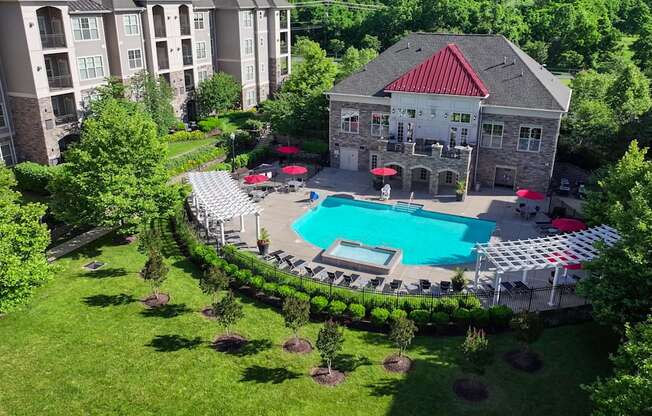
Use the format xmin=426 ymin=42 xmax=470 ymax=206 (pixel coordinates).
xmin=0 ymin=228 xmax=617 ymax=416
xmin=167 ymin=138 xmax=218 ymax=159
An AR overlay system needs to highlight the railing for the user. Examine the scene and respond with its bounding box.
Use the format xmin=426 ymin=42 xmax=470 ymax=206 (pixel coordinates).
xmin=55 ymin=114 xmax=77 ymax=125
xmin=47 ymin=74 xmax=73 ymax=89
xmin=441 ymin=148 xmax=461 ymax=159
xmin=157 ymin=57 xmax=169 ymax=70
xmin=280 ymin=41 xmax=288 ymax=55
xmin=183 ymin=54 xmax=193 ymax=66
xmin=40 ymin=33 xmax=66 ymax=49
xmin=386 ymin=142 xmax=403 ymax=153
xmin=414 ymin=143 xmax=433 ymax=156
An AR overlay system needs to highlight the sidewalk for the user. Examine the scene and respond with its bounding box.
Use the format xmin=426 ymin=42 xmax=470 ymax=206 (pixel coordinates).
xmin=46 ymin=227 xmax=114 ymax=262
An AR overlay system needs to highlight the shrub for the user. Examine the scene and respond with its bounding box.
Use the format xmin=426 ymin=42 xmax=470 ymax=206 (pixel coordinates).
xmin=461 ymin=327 xmax=492 ymax=375
xmin=458 ymin=295 xmax=482 ymax=310
xmin=301 ymin=139 xmax=329 ymax=154
xmin=370 ymin=307 xmax=390 ymax=326
xmin=451 ymin=267 xmax=466 ymax=292
xmin=198 ymin=117 xmax=220 ymax=133
xmin=389 ymin=316 xmax=418 ymax=357
xmin=347 ymin=303 xmax=365 ymax=321
xmin=390 ymin=308 xmax=408 ymax=322
xmin=224 ymin=264 xmax=239 ymax=275
xmin=249 ymin=275 xmax=265 ymax=290
xmin=263 ymin=282 xmax=278 ymax=295
xmin=470 ymin=308 xmax=490 ymax=328
xmin=437 ymin=297 xmax=459 ymax=315
xmin=511 ymin=311 xmax=545 ymax=351
xmin=328 ymin=300 xmax=347 ymax=316
xmin=173 ymin=121 xmax=186 ymax=131
xmin=488 ymin=305 xmax=513 ymax=328
xmin=244 ymin=119 xmax=265 ymax=131
xmin=277 ymin=284 xmax=296 ymax=298
xmin=431 ymin=311 xmax=450 ymax=327
xmin=453 ymin=308 xmax=472 ymax=330
xmin=310 ymin=295 xmax=329 ymax=313
xmin=166 ymin=145 xmax=225 ymax=175
xmin=409 ymin=309 xmax=430 ymax=326
xmin=210 ymin=162 xmax=232 ymax=172
xmin=233 ymin=270 xmax=249 ymax=283
xmin=293 ymin=291 xmax=310 ymax=302
xmin=13 ymin=162 xmax=59 ymax=195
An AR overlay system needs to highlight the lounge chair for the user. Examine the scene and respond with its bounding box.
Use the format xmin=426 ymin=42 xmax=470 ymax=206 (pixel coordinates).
xmin=440 ymin=280 xmax=451 ymax=293
xmin=264 ymin=250 xmax=284 ymax=261
xmin=273 ymin=252 xmax=291 ymax=265
xmin=339 ymin=273 xmax=359 ymax=287
xmin=325 ymin=271 xmax=344 ymax=284
xmin=369 ymin=277 xmax=385 ymax=290
xmin=513 ymin=281 xmax=529 ymax=291
xmin=390 ymin=279 xmax=402 ymax=291
xmin=304 ymin=265 xmax=325 ymax=279
xmin=500 ymin=281 xmax=514 ymax=293
xmin=284 ymin=258 xmax=306 ymax=273
xmin=419 ymin=279 xmax=431 ymax=292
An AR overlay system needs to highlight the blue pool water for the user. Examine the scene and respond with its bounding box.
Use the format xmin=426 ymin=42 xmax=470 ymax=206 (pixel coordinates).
xmin=292 ymin=196 xmax=495 ymax=266
xmin=330 ymin=242 xmax=394 ymax=265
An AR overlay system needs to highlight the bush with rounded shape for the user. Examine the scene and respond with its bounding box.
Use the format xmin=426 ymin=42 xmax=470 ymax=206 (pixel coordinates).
xmin=277 ymin=285 xmax=296 ymax=298
xmin=224 ymin=264 xmax=239 ymax=275
xmin=347 ymin=303 xmax=365 ymax=321
xmin=453 ymin=308 xmax=472 ymax=330
xmin=249 ymin=275 xmax=265 ymax=290
xmin=439 ymin=297 xmax=459 ymax=315
xmin=371 ymin=307 xmax=390 ymax=326
xmin=409 ymin=309 xmax=430 ymax=326
xmin=293 ymin=291 xmax=310 ymax=302
xmin=470 ymin=308 xmax=490 ymax=328
xmin=13 ymin=162 xmax=60 ymax=195
xmin=390 ymin=308 xmax=408 ymax=322
xmin=310 ymin=295 xmax=329 ymax=313
xmin=198 ymin=117 xmax=220 ymax=133
xmin=488 ymin=305 xmax=513 ymax=329
xmin=262 ymin=282 xmax=278 ymax=295
xmin=233 ymin=270 xmax=249 ymax=283
xmin=328 ymin=300 xmax=347 ymax=316
xmin=459 ymin=295 xmax=482 ymax=310
xmin=431 ymin=311 xmax=450 ymax=327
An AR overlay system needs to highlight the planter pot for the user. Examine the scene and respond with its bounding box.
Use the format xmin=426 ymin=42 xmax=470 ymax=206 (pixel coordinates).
xmin=257 ymin=241 xmax=269 ymax=256
xmin=452 ymin=282 xmax=464 ymax=292
xmin=456 ymin=192 xmax=465 ymax=201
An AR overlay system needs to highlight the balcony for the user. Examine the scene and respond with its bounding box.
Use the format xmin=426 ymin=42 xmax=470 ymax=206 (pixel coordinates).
xmin=280 ymin=32 xmax=289 ymax=54
xmin=179 ymin=5 xmax=191 ymax=36
xmin=379 ymin=139 xmax=469 ymax=160
xmin=182 ymin=39 xmax=193 ymax=66
xmin=45 ymin=53 xmax=73 ymax=90
xmin=153 ymin=5 xmax=166 ymax=38
xmin=48 ymin=74 xmax=73 ymax=89
xmin=156 ymin=41 xmax=169 ymax=70
xmin=37 ymin=7 xmax=67 ymax=49
xmin=184 ymin=69 xmax=194 ymax=92
xmin=51 ymin=93 xmax=77 ymax=126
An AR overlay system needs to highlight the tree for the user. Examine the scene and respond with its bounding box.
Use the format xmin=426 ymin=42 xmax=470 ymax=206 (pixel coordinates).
xmin=522 ymin=40 xmax=549 ymax=64
xmin=282 ymin=296 xmax=310 ymax=342
xmin=632 ymin=22 xmax=652 ymax=74
xmin=460 ymin=327 xmax=492 ymax=376
xmin=606 ymin=63 xmax=652 ymax=124
xmin=0 ymin=165 xmax=52 ymax=313
xmin=129 ymin=71 xmax=176 ymax=135
xmin=212 ymin=291 xmax=244 ymax=335
xmin=360 ymin=34 xmax=381 ymax=52
xmin=328 ymin=38 xmax=346 ymax=58
xmin=141 ymin=249 xmax=169 ymax=299
xmin=585 ymin=316 xmax=652 ymax=415
xmin=579 ymin=141 xmax=652 ymax=328
xmin=49 ymin=98 xmax=181 ymax=236
xmin=138 ymin=223 xmax=162 ymax=254
xmin=196 ymin=72 xmax=241 ymax=118
xmin=389 ymin=316 xmax=417 ymax=357
xmin=338 ymin=46 xmax=378 ymax=79
xmin=316 ymin=320 xmax=344 ymax=375
xmin=510 ymin=312 xmax=544 ymax=352
xmin=200 ymin=266 xmax=230 ymax=302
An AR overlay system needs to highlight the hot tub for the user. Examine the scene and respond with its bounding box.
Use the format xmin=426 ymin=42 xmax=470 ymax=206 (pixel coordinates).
xmin=319 ymin=239 xmax=402 ymax=275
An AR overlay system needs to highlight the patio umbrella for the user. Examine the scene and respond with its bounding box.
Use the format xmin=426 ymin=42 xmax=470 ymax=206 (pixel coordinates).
xmin=516 ymin=188 xmax=545 ymax=201
xmin=244 ymin=174 xmax=269 ymax=185
xmin=551 ymin=218 xmax=587 ymax=233
xmin=281 ymin=165 xmax=308 ymax=175
xmin=370 ymin=167 xmax=397 ymax=185
xmin=276 ymin=146 xmax=300 ymax=155
xmin=547 ymin=251 xmax=582 ymax=271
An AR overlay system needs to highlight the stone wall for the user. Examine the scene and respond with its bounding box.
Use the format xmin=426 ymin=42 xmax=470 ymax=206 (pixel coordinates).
xmin=9 ymin=96 xmax=48 ymax=164
xmin=169 ymin=70 xmax=188 ymax=118
xmin=475 ymin=113 xmax=560 ymax=193
xmin=269 ymin=57 xmax=288 ymax=93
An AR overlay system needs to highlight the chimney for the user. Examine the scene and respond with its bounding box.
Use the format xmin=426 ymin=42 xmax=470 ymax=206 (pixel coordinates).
xmin=407 ymin=42 xmax=411 ymax=49
xmin=503 ymin=56 xmax=507 ymax=65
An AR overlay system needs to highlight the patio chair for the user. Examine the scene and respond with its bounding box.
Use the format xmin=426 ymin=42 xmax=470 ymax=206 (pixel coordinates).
xmin=263 ymin=250 xmax=284 ymax=261
xmin=304 ymin=265 xmax=326 ymax=279
xmin=273 ymin=252 xmax=291 ymax=264
xmin=369 ymin=277 xmax=385 ymax=290
xmin=500 ymin=281 xmax=514 ymax=293
xmin=513 ymin=281 xmax=530 ymax=292
xmin=440 ymin=280 xmax=451 ymax=293
xmin=419 ymin=279 xmax=432 ymax=292
xmin=326 ymin=271 xmax=344 ymax=284
xmin=284 ymin=257 xmax=306 ymax=273
xmin=340 ymin=273 xmax=359 ymax=287
xmin=390 ymin=279 xmax=402 ymax=291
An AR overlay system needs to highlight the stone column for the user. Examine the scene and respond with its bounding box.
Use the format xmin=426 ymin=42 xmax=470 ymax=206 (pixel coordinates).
xmin=403 ymin=142 xmax=415 ymax=155
xmin=255 ymin=213 xmax=261 ymax=240
xmin=431 ymin=143 xmax=443 ymax=158
xmin=402 ymin=168 xmax=411 ymax=190
xmin=429 ymin=171 xmax=439 ymax=195
xmin=378 ymin=139 xmax=388 ymax=152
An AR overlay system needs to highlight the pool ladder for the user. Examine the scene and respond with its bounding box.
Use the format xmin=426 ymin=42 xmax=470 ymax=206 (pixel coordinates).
xmin=394 ymin=201 xmax=423 ymax=214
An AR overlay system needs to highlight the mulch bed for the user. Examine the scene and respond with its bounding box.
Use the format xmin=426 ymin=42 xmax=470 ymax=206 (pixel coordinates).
xmin=311 ymin=367 xmax=345 ymax=386
xmin=504 ymin=349 xmax=543 ymax=373
xmin=141 ymin=293 xmax=170 ymax=308
xmin=212 ymin=334 xmax=248 ymax=353
xmin=453 ymin=378 xmax=489 ymax=402
xmin=383 ymin=354 xmax=413 ymax=373
xmin=200 ymin=306 xmax=215 ymax=319
xmin=283 ymin=338 xmax=313 ymax=354
xmin=114 ymin=235 xmax=137 ymax=245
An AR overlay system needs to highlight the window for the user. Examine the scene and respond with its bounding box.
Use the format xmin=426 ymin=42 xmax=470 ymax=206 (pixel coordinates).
xmin=451 ymin=112 xmax=471 ymax=123
xmin=244 ymin=39 xmax=254 ymax=55
xmin=198 ymin=70 xmax=209 ymax=83
xmin=406 ymin=109 xmax=416 ymax=118
xmin=245 ymin=65 xmax=255 ymax=81
xmin=194 ymin=12 xmax=205 ymax=30
xmin=123 ymin=14 xmax=140 ymax=35
xmin=460 ymin=127 xmax=469 ymax=146
xmin=243 ymin=11 xmax=253 ymax=27
xmin=420 ymin=168 xmax=428 ymax=180
xmin=127 ymin=49 xmax=143 ymax=69
xmin=340 ymin=108 xmax=359 ymax=133
xmin=406 ymin=122 xmax=414 ymax=141
xmin=280 ymin=57 xmax=288 ymax=75
xmin=0 ymin=103 xmax=5 ymax=128
xmin=430 ymin=107 xmax=437 ymax=119
xmin=397 ymin=122 xmax=404 ymax=141
xmin=77 ymin=56 xmax=104 ymax=80
xmin=518 ymin=126 xmax=542 ymax=152
xmin=481 ymin=123 xmax=503 ymax=149
xmin=195 ymin=42 xmax=207 ymax=59
xmin=371 ymin=112 xmax=389 ymax=137
xmin=445 ymin=171 xmax=454 ymax=184
xmin=72 ymin=17 xmax=99 ymax=41
xmin=449 ymin=126 xmax=457 ymax=147
xmin=0 ymin=142 xmax=14 ymax=166
xmin=245 ymin=90 xmax=256 ymax=107
xmin=370 ymin=154 xmax=377 ymax=169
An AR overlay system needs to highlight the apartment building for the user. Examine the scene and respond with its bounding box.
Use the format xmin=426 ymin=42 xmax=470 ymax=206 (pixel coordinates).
xmin=0 ymin=57 xmax=17 ymax=166
xmin=0 ymin=0 xmax=291 ymax=165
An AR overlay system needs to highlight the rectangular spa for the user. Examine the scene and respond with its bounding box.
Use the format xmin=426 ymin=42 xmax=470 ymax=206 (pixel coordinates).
xmin=320 ymin=239 xmax=402 ymax=275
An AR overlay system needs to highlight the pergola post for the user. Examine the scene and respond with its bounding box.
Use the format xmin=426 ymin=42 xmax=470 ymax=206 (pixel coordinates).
xmin=548 ymin=266 xmax=561 ymax=306
xmin=492 ymin=271 xmax=503 ymax=305
xmin=473 ymin=253 xmax=482 ymax=289
xmin=219 ymin=221 xmax=226 ymax=246
xmin=203 ymin=208 xmax=210 ymax=236
xmin=239 ymin=214 xmax=245 ymax=232
xmin=255 ymin=213 xmax=261 ymax=240
xmin=521 ymin=269 xmax=528 ymax=284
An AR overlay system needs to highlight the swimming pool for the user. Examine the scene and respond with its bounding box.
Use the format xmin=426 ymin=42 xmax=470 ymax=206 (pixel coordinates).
xmin=292 ymin=196 xmax=495 ymax=266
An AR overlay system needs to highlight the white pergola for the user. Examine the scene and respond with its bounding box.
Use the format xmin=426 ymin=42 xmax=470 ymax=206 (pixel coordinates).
xmin=188 ymin=171 xmax=262 ymax=245
xmin=474 ymin=224 xmax=620 ymax=306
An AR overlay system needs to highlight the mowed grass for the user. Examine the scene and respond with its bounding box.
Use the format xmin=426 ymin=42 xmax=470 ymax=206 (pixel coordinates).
xmin=167 ymin=138 xmax=218 ymax=159
xmin=0 ymin=230 xmax=617 ymax=416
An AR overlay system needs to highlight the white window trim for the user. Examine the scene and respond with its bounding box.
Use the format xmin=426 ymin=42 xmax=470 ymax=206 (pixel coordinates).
xmin=244 ymin=38 xmax=254 ymax=56
xmin=243 ymin=11 xmax=253 ymax=27
xmin=245 ymin=64 xmax=255 ymax=81
xmin=340 ymin=108 xmax=360 ymax=134
xmin=127 ymin=48 xmax=143 ymax=70
xmin=370 ymin=112 xmax=389 ymax=137
xmin=481 ymin=122 xmax=504 ymax=149
xmin=77 ymin=55 xmax=105 ymax=81
xmin=123 ymin=14 xmax=140 ymax=36
xmin=0 ymin=103 xmax=6 ymax=129
xmin=517 ymin=124 xmax=543 ymax=153
xmin=72 ymin=16 xmax=100 ymax=41
xmin=451 ymin=112 xmax=472 ymax=124
xmin=195 ymin=41 xmax=208 ymax=60
xmin=193 ymin=12 xmax=205 ymax=30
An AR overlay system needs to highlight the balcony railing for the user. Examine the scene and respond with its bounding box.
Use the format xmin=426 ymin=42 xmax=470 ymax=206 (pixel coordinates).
xmin=280 ymin=41 xmax=288 ymax=55
xmin=183 ymin=54 xmax=193 ymax=66
xmin=40 ymin=33 xmax=66 ymax=49
xmin=55 ymin=113 xmax=77 ymax=125
xmin=47 ymin=74 xmax=73 ymax=89
xmin=380 ymin=140 xmax=469 ymax=160
xmin=180 ymin=22 xmax=191 ymax=36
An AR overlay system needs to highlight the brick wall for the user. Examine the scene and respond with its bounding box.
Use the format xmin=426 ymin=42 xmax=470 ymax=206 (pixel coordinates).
xmin=9 ymin=96 xmax=48 ymax=164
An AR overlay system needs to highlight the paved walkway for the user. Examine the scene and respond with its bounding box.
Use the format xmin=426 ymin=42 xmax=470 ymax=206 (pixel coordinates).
xmin=46 ymin=227 xmax=114 ymax=262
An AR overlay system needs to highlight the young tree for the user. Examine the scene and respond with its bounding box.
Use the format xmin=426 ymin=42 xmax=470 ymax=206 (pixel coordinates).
xmin=389 ymin=316 xmax=418 ymax=357
xmin=460 ymin=327 xmax=492 ymax=377
xmin=129 ymin=71 xmax=176 ymax=135
xmin=510 ymin=312 xmax=544 ymax=352
xmin=141 ymin=249 xmax=169 ymax=299
xmin=338 ymin=46 xmax=378 ymax=79
xmin=196 ymin=72 xmax=241 ymax=118
xmin=360 ymin=34 xmax=381 ymax=52
xmin=138 ymin=223 xmax=162 ymax=254
xmin=201 ymin=266 xmax=230 ymax=302
xmin=606 ymin=63 xmax=652 ymax=124
xmin=282 ymin=296 xmax=310 ymax=343
xmin=212 ymin=291 xmax=244 ymax=335
xmin=0 ymin=166 xmax=52 ymax=313
xmin=49 ymin=98 xmax=181 ymax=236
xmin=316 ymin=320 xmax=344 ymax=375
xmin=328 ymin=39 xmax=346 ymax=58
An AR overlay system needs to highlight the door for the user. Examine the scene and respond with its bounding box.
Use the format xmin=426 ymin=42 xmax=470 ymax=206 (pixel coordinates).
xmin=339 ymin=148 xmax=358 ymax=171
xmin=449 ymin=126 xmax=458 ymax=147
xmin=494 ymin=166 xmax=516 ymax=188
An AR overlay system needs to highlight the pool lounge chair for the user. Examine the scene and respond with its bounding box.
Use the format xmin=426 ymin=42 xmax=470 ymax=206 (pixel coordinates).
xmin=339 ymin=273 xmax=360 ymax=287
xmin=500 ymin=281 xmax=514 ymax=293
xmin=513 ymin=281 xmax=529 ymax=292
xmin=263 ymin=250 xmax=284 ymax=262
xmin=326 ymin=270 xmax=344 ymax=283
xmin=390 ymin=279 xmax=402 ymax=291
xmin=439 ymin=281 xmax=451 ymax=293
xmin=284 ymin=257 xmax=306 ymax=273
xmin=369 ymin=277 xmax=385 ymax=290
xmin=304 ymin=265 xmax=326 ymax=279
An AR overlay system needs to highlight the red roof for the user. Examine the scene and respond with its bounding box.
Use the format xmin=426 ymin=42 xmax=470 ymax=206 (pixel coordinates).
xmin=385 ymin=44 xmax=489 ymax=97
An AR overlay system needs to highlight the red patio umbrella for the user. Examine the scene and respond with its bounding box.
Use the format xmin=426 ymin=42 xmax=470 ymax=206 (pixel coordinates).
xmin=244 ymin=174 xmax=269 ymax=185
xmin=281 ymin=165 xmax=308 ymax=175
xmin=516 ymin=188 xmax=545 ymax=201
xmin=551 ymin=218 xmax=587 ymax=233
xmin=547 ymin=251 xmax=583 ymax=270
xmin=276 ymin=146 xmax=300 ymax=155
xmin=370 ymin=167 xmax=398 ymax=177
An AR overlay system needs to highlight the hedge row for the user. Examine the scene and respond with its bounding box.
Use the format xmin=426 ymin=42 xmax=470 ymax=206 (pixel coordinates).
xmin=166 ymin=145 xmax=225 ymax=176
xmin=173 ymin=212 xmax=514 ymax=332
xmin=163 ymin=130 xmax=206 ymax=142
xmin=13 ymin=162 xmax=62 ymax=195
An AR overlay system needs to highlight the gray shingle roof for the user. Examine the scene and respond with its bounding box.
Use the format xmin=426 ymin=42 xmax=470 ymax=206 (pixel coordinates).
xmin=68 ymin=0 xmax=110 ymax=13
xmin=330 ymin=33 xmax=571 ymax=112
xmin=102 ymin=0 xmax=143 ymax=11
xmin=193 ymin=0 xmax=215 ymax=9
xmin=213 ymin=0 xmax=291 ymax=8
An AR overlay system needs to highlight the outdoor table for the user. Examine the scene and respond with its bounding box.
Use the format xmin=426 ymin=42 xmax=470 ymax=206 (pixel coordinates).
xmin=287 ymin=180 xmax=303 ymax=191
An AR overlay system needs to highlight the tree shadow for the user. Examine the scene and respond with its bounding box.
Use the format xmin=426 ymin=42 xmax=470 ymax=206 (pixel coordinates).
xmin=83 ymin=267 xmax=129 ymax=279
xmin=240 ymin=365 xmax=302 ymax=384
xmin=140 ymin=303 xmax=192 ymax=318
xmin=366 ymin=378 xmax=404 ymax=397
xmin=226 ymin=338 xmax=274 ymax=357
xmin=146 ymin=334 xmax=204 ymax=352
xmin=83 ymin=293 xmax=137 ymax=307
xmin=335 ymin=353 xmax=373 ymax=372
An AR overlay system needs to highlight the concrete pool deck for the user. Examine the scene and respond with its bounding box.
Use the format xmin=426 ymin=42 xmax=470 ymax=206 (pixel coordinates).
xmin=228 ymin=168 xmax=563 ymax=289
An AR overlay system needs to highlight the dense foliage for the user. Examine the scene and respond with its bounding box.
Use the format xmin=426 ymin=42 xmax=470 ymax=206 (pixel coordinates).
xmin=510 ymin=312 xmax=545 ymax=352
xmin=196 ymin=72 xmax=241 ymax=118
xmin=141 ymin=249 xmax=169 ymax=298
xmin=12 ymin=162 xmax=61 ymax=195
xmin=129 ymin=71 xmax=177 ymax=136
xmin=212 ymin=291 xmax=244 ymax=335
xmin=0 ymin=166 xmax=51 ymax=313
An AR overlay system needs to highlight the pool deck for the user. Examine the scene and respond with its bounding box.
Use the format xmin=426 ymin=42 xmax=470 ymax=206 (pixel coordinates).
xmin=230 ymin=168 xmax=561 ymax=290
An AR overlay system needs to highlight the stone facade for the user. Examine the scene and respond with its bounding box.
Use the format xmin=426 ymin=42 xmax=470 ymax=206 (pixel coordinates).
xmin=169 ymin=70 xmax=188 ymax=118
xmin=475 ymin=113 xmax=560 ymax=192
xmin=9 ymin=96 xmax=48 ymax=164
xmin=268 ymin=57 xmax=288 ymax=93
